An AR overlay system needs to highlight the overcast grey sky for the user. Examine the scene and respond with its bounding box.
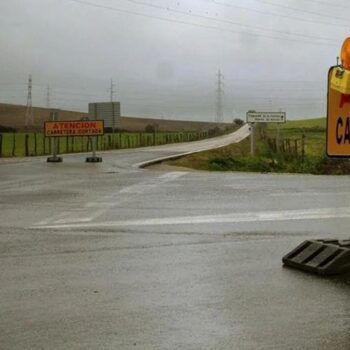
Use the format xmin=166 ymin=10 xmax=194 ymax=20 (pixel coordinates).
xmin=0 ymin=0 xmax=349 ymax=121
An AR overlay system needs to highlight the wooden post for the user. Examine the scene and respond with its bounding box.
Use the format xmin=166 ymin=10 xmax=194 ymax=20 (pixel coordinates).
xmin=43 ymin=136 xmax=46 ymax=155
xmin=34 ymin=133 xmax=37 ymax=156
xmin=301 ymin=134 xmax=305 ymax=163
xmin=25 ymin=134 xmax=29 ymax=157
xmin=12 ymin=133 xmax=16 ymax=157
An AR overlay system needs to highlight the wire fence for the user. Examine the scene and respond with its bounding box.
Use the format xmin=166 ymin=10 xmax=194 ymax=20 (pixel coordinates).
xmin=263 ymin=127 xmax=326 ymax=159
xmin=0 ymin=131 xmax=211 ymax=157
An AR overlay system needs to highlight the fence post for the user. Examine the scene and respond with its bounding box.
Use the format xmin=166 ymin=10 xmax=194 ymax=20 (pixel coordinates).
xmin=287 ymin=139 xmax=291 ymax=153
xmin=25 ymin=134 xmax=29 ymax=157
xmin=43 ymin=136 xmax=46 ymax=155
xmin=276 ymin=128 xmax=281 ymax=154
xmin=12 ymin=133 xmax=16 ymax=157
xmin=34 ymin=133 xmax=37 ymax=156
xmin=301 ymin=134 xmax=305 ymax=163
xmin=87 ymin=137 xmax=92 ymax=152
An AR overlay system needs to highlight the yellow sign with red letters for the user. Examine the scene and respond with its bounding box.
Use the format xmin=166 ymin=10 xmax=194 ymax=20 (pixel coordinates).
xmin=327 ymin=67 xmax=350 ymax=157
xmin=44 ymin=120 xmax=104 ymax=137
xmin=327 ymin=37 xmax=350 ymax=157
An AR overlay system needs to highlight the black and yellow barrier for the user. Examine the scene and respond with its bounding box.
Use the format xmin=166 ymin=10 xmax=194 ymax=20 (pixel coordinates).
xmin=283 ymin=239 xmax=350 ymax=275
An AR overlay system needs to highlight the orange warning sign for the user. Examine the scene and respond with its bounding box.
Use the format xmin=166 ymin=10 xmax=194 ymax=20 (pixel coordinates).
xmin=327 ymin=66 xmax=350 ymax=157
xmin=44 ymin=120 xmax=104 ymax=137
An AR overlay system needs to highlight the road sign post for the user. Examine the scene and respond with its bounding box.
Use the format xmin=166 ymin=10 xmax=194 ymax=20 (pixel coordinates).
xmin=47 ymin=111 xmax=63 ymax=163
xmin=250 ymin=123 xmax=256 ymax=156
xmin=86 ymin=136 xmax=102 ymax=163
xmin=246 ymin=111 xmax=286 ymax=156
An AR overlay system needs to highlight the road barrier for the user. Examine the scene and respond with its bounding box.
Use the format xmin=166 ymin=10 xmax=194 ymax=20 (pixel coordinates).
xmin=283 ymin=239 xmax=350 ymax=275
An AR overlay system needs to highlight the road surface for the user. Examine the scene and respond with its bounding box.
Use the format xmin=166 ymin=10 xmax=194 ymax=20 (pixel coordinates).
xmin=0 ymin=126 xmax=349 ymax=350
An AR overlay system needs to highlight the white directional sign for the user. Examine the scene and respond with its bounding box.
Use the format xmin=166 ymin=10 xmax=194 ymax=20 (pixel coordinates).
xmin=246 ymin=111 xmax=286 ymax=123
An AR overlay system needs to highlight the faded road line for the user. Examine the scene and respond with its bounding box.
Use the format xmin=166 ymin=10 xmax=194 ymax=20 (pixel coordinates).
xmin=33 ymin=207 xmax=350 ymax=229
xmin=35 ymin=171 xmax=187 ymax=226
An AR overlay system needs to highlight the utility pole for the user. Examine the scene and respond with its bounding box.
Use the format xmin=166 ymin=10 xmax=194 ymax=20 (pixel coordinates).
xmin=216 ymin=70 xmax=224 ymax=123
xmin=46 ymin=85 xmax=51 ymax=108
xmin=110 ymin=79 xmax=115 ymax=102
xmin=25 ymin=74 xmax=34 ymax=128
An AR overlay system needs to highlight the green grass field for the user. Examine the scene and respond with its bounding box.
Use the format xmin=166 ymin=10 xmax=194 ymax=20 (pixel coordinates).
xmin=266 ymin=117 xmax=326 ymax=157
xmin=268 ymin=117 xmax=326 ymax=130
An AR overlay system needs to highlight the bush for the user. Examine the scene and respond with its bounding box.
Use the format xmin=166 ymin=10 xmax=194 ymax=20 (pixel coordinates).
xmin=233 ymin=118 xmax=244 ymax=126
xmin=208 ymin=127 xmax=221 ymax=137
xmin=145 ymin=124 xmax=159 ymax=133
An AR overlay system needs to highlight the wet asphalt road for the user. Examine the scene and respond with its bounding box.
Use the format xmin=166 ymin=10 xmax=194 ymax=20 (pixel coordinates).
xmin=0 ymin=127 xmax=349 ymax=349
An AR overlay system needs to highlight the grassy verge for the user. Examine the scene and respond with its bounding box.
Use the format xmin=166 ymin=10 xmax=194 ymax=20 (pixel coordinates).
xmin=165 ymin=118 xmax=350 ymax=175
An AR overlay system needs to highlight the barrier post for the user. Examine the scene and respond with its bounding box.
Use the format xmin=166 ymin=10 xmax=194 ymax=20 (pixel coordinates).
xmin=86 ymin=136 xmax=102 ymax=163
xmin=47 ymin=111 xmax=63 ymax=163
xmin=250 ymin=123 xmax=256 ymax=156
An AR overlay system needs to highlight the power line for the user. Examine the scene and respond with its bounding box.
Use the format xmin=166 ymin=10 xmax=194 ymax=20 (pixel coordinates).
xmin=297 ymin=0 xmax=350 ymax=9
xmin=212 ymin=0 xmax=349 ymax=28
xmin=66 ymin=0 xmax=338 ymax=47
xmin=51 ymin=90 xmax=107 ymax=98
xmin=255 ymin=0 xmax=349 ymax=23
xmin=234 ymin=96 xmax=325 ymax=101
xmin=124 ymin=0 xmax=336 ymax=42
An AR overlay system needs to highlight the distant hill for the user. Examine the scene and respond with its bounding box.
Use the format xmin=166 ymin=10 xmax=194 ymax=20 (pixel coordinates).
xmin=0 ymin=102 xmax=234 ymax=132
xmin=0 ymin=103 xmax=86 ymax=131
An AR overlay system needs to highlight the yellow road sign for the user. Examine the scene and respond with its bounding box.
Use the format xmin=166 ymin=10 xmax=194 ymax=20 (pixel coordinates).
xmin=327 ymin=66 xmax=350 ymax=157
xmin=44 ymin=120 xmax=104 ymax=137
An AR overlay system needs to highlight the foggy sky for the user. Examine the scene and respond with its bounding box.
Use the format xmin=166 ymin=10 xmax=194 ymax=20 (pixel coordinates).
xmin=0 ymin=0 xmax=349 ymax=122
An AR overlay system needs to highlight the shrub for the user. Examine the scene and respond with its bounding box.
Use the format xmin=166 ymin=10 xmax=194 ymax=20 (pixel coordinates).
xmin=233 ymin=118 xmax=244 ymax=126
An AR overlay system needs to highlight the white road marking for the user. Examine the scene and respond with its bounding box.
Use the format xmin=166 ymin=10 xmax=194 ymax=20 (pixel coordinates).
xmin=158 ymin=172 xmax=187 ymax=180
xmin=33 ymin=172 xmax=187 ymax=226
xmin=270 ymin=191 xmax=350 ymax=197
xmin=119 ymin=171 xmax=186 ymax=194
xmin=33 ymin=207 xmax=350 ymax=229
